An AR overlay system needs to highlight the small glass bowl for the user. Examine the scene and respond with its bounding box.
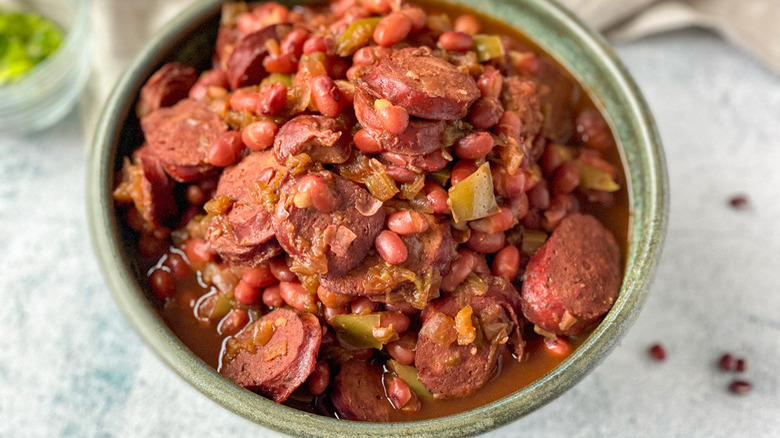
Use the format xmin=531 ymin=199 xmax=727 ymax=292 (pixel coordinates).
xmin=0 ymin=0 xmax=91 ymax=134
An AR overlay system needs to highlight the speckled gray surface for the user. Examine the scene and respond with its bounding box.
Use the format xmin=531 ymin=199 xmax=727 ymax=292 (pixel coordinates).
xmin=1 ymin=29 xmax=778 ymax=437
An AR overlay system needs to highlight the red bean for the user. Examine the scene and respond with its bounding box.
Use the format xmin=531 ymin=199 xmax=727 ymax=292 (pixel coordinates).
xmin=470 ymin=207 xmax=514 ymax=234
xmin=184 ymin=238 xmax=215 ymax=265
xmin=543 ymin=337 xmax=572 ymax=357
xmin=552 ymin=162 xmax=580 ymax=194
xmin=385 ymin=166 xmax=417 ymax=184
xmin=150 ymin=269 xmax=175 ymax=299
xmin=477 ymin=66 xmax=503 ymax=99
xmin=229 ymin=89 xmax=259 ymax=113
xmin=198 ymin=69 xmax=228 ymax=88
xmin=509 ymin=192 xmax=529 ymax=220
xmin=451 ymin=160 xmax=478 ymax=186
xmin=303 ymin=36 xmax=328 ymax=54
xmin=375 ymin=101 xmax=409 ymax=134
xmin=454 ymin=14 xmax=481 ymax=35
xmin=466 ymin=230 xmax=506 ymax=254
xmin=729 ymin=195 xmax=749 ymax=210
xmin=375 ymin=230 xmax=408 ymax=264
xmin=438 ymin=31 xmax=473 ymax=51
xmin=399 ymin=7 xmax=427 ymax=33
xmin=346 ymin=65 xmax=363 ymax=82
xmin=262 ymin=284 xmax=284 ymax=308
xmin=541 ymin=144 xmax=565 ymax=177
xmin=327 ymin=56 xmax=350 ymax=79
xmin=208 ymin=131 xmax=245 ymax=167
xmin=280 ymin=28 xmax=308 ymax=57
xmin=269 ymin=257 xmax=297 ymax=282
xmin=528 ymin=182 xmax=550 ymax=210
xmin=362 ymin=0 xmax=392 ymax=14
xmin=137 ymin=234 xmax=166 ymax=259
xmin=279 ymin=281 xmax=316 ymax=313
xmin=308 ymin=361 xmax=330 ymax=396
xmin=296 ymin=174 xmax=337 ymax=213
xmin=353 ymin=46 xmax=392 ymax=66
xmin=242 ymin=120 xmax=278 ymax=151
xmin=256 ymin=83 xmax=287 ymax=116
xmin=324 ymin=305 xmax=349 ymax=321
xmin=219 ymin=310 xmax=249 ymax=336
xmin=241 ymin=265 xmax=276 ymax=288
xmin=374 ymin=12 xmax=412 ymax=47
xmin=492 ymin=245 xmax=521 ymax=281
xmin=728 ymin=380 xmax=752 ymax=395
xmin=649 ymin=343 xmax=666 ymax=361
xmin=510 ymin=50 xmax=539 ymax=76
xmin=351 ymin=297 xmax=380 ymax=315
xmin=719 ymin=353 xmax=736 ymax=371
xmin=440 ymin=249 xmax=476 ymax=292
xmin=420 ymin=149 xmax=449 ymax=172
xmin=387 ymin=376 xmax=413 ymax=409
xmin=380 ymin=311 xmax=411 ymax=333
xmin=576 ymin=110 xmax=613 ymax=151
xmin=234 ymin=281 xmax=261 ymax=305
xmin=353 ymin=128 xmax=381 ymax=154
xmin=317 ymin=285 xmax=351 ymax=308
xmin=455 ymin=131 xmax=494 ymax=160
xmin=469 ymin=97 xmax=503 ymax=130
xmin=387 ymin=210 xmax=429 ymax=236
xmin=425 ymin=183 xmax=450 ymax=214
xmin=310 ymin=75 xmax=343 ymax=118
xmin=495 ymin=110 xmax=521 ymax=142
xmin=736 ymin=358 xmax=747 ymax=372
xmin=263 ymin=53 xmax=298 ymax=74
xmin=387 ymin=337 xmax=416 ymax=365
xmin=544 ymin=194 xmax=578 ymax=230
xmin=164 ymin=252 xmax=190 ymax=279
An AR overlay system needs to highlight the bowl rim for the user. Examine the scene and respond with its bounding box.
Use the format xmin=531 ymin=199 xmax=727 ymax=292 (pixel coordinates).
xmin=87 ymin=0 xmax=668 ymax=436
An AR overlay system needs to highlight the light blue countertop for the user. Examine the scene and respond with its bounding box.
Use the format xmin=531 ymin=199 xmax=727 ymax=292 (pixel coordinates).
xmin=1 ymin=29 xmax=778 ymax=437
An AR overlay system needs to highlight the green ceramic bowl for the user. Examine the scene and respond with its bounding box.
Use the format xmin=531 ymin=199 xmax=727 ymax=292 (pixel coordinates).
xmin=88 ymin=0 xmax=667 ymax=436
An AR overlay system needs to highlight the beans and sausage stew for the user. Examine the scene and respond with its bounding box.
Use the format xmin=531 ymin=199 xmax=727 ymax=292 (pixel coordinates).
xmin=113 ymin=0 xmax=628 ymax=421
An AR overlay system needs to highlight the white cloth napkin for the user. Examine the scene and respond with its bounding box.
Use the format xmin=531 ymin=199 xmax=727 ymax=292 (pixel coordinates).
xmin=83 ymin=0 xmax=780 ymax=137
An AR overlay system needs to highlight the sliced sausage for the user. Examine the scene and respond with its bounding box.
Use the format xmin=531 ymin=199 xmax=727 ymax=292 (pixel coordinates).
xmin=415 ymin=277 xmax=523 ymax=398
xmin=273 ymin=115 xmax=352 ymax=165
xmin=140 ymin=99 xmax=227 ymax=182
xmin=353 ymin=89 xmax=444 ymax=156
xmin=331 ymin=360 xmax=392 ymax=422
xmin=136 ymin=63 xmax=198 ymax=118
xmin=521 ymin=213 xmax=621 ymax=335
xmin=221 ymin=308 xmax=322 ymax=403
xmin=273 ymin=170 xmax=386 ymax=277
xmin=226 ymin=24 xmax=292 ymax=90
xmin=357 ymin=47 xmax=480 ymax=120
xmin=132 ymin=144 xmax=178 ymax=227
xmin=318 ymin=215 xmax=456 ymax=303
xmin=206 ymin=150 xmax=286 ymax=267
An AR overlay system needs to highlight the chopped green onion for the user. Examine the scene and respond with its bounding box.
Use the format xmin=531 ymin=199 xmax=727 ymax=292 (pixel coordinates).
xmin=0 ymin=10 xmax=63 ymax=85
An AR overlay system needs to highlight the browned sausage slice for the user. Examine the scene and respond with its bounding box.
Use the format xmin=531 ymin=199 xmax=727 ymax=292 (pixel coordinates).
xmin=318 ymin=216 xmax=455 ymax=303
xmin=206 ymin=150 xmax=286 ymax=267
xmin=221 ymin=308 xmax=322 ymax=403
xmin=357 ymin=47 xmax=480 ymax=120
xmin=226 ymin=24 xmax=292 ymax=90
xmin=353 ymin=89 xmax=444 ymax=156
xmin=132 ymin=144 xmax=178 ymax=227
xmin=136 ymin=63 xmax=198 ymax=118
xmin=331 ymin=360 xmax=391 ymax=422
xmin=141 ymin=99 xmax=227 ymax=182
xmin=273 ymin=170 xmax=386 ymax=277
xmin=274 ymin=115 xmax=352 ymax=165
xmin=415 ymin=277 xmax=524 ymax=398
xmin=521 ymin=213 xmax=621 ymax=335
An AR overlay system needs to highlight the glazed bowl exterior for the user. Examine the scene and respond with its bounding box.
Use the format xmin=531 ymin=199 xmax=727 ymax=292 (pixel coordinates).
xmin=88 ymin=0 xmax=668 ymax=436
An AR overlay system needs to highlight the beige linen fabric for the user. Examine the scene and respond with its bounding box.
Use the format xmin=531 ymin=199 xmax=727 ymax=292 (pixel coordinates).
xmin=83 ymin=0 xmax=780 ymax=137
